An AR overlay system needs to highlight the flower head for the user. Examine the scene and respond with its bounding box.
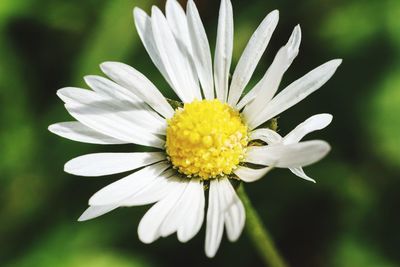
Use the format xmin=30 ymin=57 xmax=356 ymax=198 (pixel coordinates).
xmin=49 ymin=0 xmax=341 ymax=257
xmin=166 ymin=99 xmax=248 ymax=179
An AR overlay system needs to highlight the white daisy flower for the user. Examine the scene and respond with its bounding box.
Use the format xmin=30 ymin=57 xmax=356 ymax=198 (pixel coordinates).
xmin=49 ymin=0 xmax=341 ymax=258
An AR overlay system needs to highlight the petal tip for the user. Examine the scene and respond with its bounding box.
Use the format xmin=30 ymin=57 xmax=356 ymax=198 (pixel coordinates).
xmin=270 ymin=9 xmax=279 ymax=19
xmin=56 ymin=88 xmax=71 ymax=101
xmin=294 ymin=24 xmax=302 ymax=34
xmin=177 ymin=233 xmax=190 ymax=244
xmin=187 ymin=0 xmax=196 ymax=10
xmin=151 ymin=5 xmax=161 ymax=15
xmin=133 ymin=7 xmax=147 ymax=19
xmin=63 ymin=161 xmax=75 ymax=175
xmin=77 ymin=209 xmax=91 ymax=222
xmin=137 ymin=226 xmax=156 ymax=244
xmin=221 ymin=0 xmax=232 ymax=7
xmin=323 ymin=113 xmax=334 ymax=124
xmin=77 ymin=215 xmax=86 ymax=222
xmin=55 ymin=88 xmax=65 ymax=97
xmin=321 ymin=141 xmax=332 ymax=154
xmin=48 ymin=124 xmax=57 ymax=133
xmin=133 ymin=6 xmax=142 ymax=14
xmin=331 ymin=58 xmax=343 ymax=67
xmin=99 ymin=61 xmax=113 ymax=72
xmin=83 ymin=75 xmax=95 ymax=85
xmin=314 ymin=113 xmax=333 ymax=127
xmin=205 ymin=248 xmax=217 ymax=258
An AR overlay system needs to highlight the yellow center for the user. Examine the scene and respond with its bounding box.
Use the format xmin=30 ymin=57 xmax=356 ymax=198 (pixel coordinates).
xmin=166 ymin=99 xmax=248 ymax=180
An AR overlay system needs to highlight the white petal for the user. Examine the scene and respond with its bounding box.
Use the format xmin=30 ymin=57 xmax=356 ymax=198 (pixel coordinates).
xmin=219 ymin=179 xmax=245 ymax=242
xmin=83 ymin=76 xmax=167 ymax=130
xmin=166 ymin=0 xmax=192 ymax=53
xmin=48 ymin=122 xmax=127 ymax=145
xmin=134 ymin=8 xmax=173 ymax=88
xmin=187 ymin=0 xmax=214 ymax=100
xmin=234 ymin=165 xmax=273 ymax=182
xmin=205 ymin=179 xmax=224 ymax=258
xmin=151 ymin=6 xmax=198 ymax=102
xmin=165 ymin=0 xmax=202 ymax=100
xmin=250 ymin=128 xmax=282 ymax=144
xmin=137 ymin=178 xmax=187 ymax=244
xmin=120 ymin=169 xmax=176 ymax=206
xmin=214 ymin=0 xmax=233 ymax=102
xmin=58 ymin=87 xmax=166 ymax=133
xmin=135 ymin=7 xmax=201 ymax=100
xmin=65 ymin=103 xmax=165 ymax=148
xmin=84 ymin=75 xmax=134 ymax=101
xmin=283 ymin=113 xmax=333 ymax=144
xmin=235 ymin=93 xmax=252 ymax=110
xmin=57 ymin=87 xmax=100 ymax=104
xmin=64 ymin=152 xmax=166 ymax=177
xmin=243 ymin=25 xmax=301 ymax=118
xmin=245 ymin=140 xmax=331 ymax=168
xmin=248 ymin=59 xmax=342 ymax=129
xmin=96 ymin=63 xmax=174 ymax=119
xmin=84 ymin=75 xmax=166 ymax=124
xmin=160 ymin=179 xmax=204 ymax=241
xmin=88 ymin=162 xmax=170 ymax=206
xmin=227 ymin=10 xmax=279 ymax=106
xmin=289 ymin=167 xmax=316 ymax=183
xmin=58 ymin=88 xmax=166 ymax=148
xmin=177 ymin=180 xmax=205 ymax=242
xmin=78 ymin=205 xmax=119 ymax=221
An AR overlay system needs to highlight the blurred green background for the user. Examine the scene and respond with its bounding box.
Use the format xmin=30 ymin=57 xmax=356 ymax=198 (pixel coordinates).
xmin=1 ymin=0 xmax=399 ymax=266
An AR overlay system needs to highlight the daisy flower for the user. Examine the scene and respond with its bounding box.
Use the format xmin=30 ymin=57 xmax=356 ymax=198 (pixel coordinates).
xmin=49 ymin=0 xmax=341 ymax=258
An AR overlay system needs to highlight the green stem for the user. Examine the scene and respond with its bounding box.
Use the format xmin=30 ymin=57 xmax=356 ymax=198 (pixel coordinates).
xmin=237 ymin=186 xmax=289 ymax=267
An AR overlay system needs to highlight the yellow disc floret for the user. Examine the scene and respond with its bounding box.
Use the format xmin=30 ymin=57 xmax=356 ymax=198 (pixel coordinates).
xmin=166 ymin=99 xmax=248 ymax=180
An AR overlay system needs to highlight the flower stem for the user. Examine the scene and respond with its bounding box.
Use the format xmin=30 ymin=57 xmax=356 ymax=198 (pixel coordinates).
xmin=237 ymin=186 xmax=289 ymax=267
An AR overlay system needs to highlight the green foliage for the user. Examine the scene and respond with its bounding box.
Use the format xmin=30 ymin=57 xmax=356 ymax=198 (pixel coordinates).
xmin=72 ymin=0 xmax=153 ymax=83
xmin=368 ymin=68 xmax=400 ymax=167
xmin=331 ymin=237 xmax=396 ymax=267
xmin=6 ymin=224 xmax=156 ymax=267
xmin=319 ymin=1 xmax=382 ymax=53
